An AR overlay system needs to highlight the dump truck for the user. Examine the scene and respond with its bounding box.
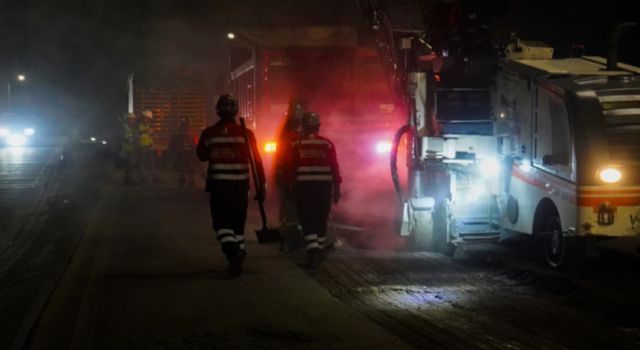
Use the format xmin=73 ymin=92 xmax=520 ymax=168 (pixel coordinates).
xmin=228 ymin=26 xmax=403 ymax=232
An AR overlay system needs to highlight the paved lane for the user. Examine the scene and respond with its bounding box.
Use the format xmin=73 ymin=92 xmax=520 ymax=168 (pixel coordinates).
xmin=0 ymin=146 xmax=64 ymax=253
xmin=0 ymin=142 xmax=114 ymax=349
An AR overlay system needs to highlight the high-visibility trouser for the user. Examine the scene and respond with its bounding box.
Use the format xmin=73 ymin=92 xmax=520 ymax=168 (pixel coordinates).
xmin=294 ymin=181 xmax=332 ymax=251
xmin=208 ymin=182 xmax=249 ymax=259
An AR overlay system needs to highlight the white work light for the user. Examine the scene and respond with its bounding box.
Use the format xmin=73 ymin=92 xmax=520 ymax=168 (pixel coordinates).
xmin=598 ymin=167 xmax=622 ymax=183
xmin=479 ymin=158 xmax=500 ymax=177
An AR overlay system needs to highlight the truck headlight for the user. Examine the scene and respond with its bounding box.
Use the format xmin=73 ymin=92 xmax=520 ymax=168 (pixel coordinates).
xmin=7 ymin=134 xmax=27 ymax=146
xmin=23 ymin=128 xmax=35 ymax=136
xmin=598 ymin=167 xmax=622 ymax=183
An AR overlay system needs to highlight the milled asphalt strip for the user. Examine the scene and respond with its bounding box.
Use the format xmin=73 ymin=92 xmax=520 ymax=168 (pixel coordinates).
xmin=17 ymin=180 xmax=114 ymax=350
xmin=25 ymin=191 xmax=109 ymax=350
xmin=0 ymin=163 xmax=58 ymax=263
xmin=12 ymin=172 xmax=110 ymax=350
xmin=5 ymin=165 xmax=62 ymax=350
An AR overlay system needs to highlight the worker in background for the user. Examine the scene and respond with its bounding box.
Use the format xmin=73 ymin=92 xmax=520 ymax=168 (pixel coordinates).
xmin=274 ymin=100 xmax=304 ymax=252
xmin=138 ymin=109 xmax=161 ymax=183
xmin=286 ymin=112 xmax=341 ymax=268
xmin=168 ymin=117 xmax=197 ymax=188
xmin=197 ymin=93 xmax=266 ymax=278
xmin=121 ymin=112 xmax=139 ymax=185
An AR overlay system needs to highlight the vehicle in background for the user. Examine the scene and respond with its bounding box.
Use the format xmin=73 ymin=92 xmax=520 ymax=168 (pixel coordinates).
xmin=494 ymin=44 xmax=640 ymax=266
xmin=360 ymin=1 xmax=640 ymax=266
xmin=229 ymin=26 xmax=403 ymax=233
xmin=0 ymin=113 xmax=38 ymax=147
xmin=126 ymin=71 xmax=213 ymax=156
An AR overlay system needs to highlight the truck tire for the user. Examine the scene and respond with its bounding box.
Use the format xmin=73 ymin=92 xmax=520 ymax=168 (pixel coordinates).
xmin=541 ymin=217 xmax=585 ymax=268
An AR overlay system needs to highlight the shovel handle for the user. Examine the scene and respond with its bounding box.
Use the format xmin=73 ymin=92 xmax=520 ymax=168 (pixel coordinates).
xmin=258 ymin=200 xmax=269 ymax=228
xmin=240 ymin=117 xmax=269 ymax=227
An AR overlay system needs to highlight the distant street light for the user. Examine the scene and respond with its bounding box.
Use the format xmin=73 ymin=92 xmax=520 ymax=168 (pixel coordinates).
xmin=7 ymin=74 xmax=26 ymax=110
xmin=227 ymin=32 xmax=236 ymax=40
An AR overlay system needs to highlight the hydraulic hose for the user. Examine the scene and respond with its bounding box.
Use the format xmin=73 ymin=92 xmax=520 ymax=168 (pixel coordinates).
xmin=390 ymin=124 xmax=412 ymax=202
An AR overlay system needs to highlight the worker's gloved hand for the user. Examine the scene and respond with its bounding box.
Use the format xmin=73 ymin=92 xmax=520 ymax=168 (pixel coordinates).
xmin=254 ymin=186 xmax=266 ymax=202
xmin=332 ymin=185 xmax=341 ymax=204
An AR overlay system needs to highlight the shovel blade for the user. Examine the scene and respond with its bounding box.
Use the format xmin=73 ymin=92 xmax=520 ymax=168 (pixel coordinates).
xmin=255 ymin=227 xmax=282 ymax=244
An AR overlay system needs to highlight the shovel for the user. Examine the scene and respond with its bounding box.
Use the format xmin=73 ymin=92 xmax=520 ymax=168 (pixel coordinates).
xmin=239 ymin=117 xmax=281 ymax=244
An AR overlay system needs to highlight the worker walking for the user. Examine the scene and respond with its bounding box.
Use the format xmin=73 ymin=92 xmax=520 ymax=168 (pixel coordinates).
xmin=197 ymin=94 xmax=266 ymax=278
xmin=138 ymin=109 xmax=160 ymax=183
xmin=286 ymin=112 xmax=341 ymax=268
xmin=274 ymin=100 xmax=304 ymax=251
xmin=121 ymin=112 xmax=139 ymax=185
xmin=168 ymin=118 xmax=197 ymax=188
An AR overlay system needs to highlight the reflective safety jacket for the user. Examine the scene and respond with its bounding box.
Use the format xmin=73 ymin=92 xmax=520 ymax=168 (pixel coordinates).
xmin=122 ymin=123 xmax=137 ymax=154
xmin=138 ymin=122 xmax=154 ymax=147
xmin=286 ymin=133 xmax=341 ymax=187
xmin=196 ymin=119 xmax=265 ymax=192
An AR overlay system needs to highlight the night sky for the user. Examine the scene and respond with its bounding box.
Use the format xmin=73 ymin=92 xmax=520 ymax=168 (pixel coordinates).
xmin=0 ymin=0 xmax=638 ymax=134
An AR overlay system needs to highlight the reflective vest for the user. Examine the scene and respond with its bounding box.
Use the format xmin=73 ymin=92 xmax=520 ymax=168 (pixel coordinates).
xmin=291 ymin=134 xmax=341 ymax=185
xmin=196 ymin=120 xmax=265 ymax=189
xmin=122 ymin=123 xmax=136 ymax=153
xmin=138 ymin=123 xmax=153 ymax=147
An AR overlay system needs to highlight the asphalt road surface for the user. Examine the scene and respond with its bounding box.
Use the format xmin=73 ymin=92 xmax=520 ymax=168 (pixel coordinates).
xmin=1 ymin=149 xmax=639 ymax=349
xmin=0 ymin=143 xmax=112 ymax=349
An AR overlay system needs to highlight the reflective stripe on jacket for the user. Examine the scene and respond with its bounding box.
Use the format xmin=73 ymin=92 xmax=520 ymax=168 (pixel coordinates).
xmin=196 ymin=119 xmax=265 ymax=191
xmin=289 ymin=134 xmax=341 ymax=185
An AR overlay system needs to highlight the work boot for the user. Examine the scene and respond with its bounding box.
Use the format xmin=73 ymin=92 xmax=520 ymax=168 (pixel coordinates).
xmin=228 ymin=251 xmax=246 ymax=278
xmin=306 ymin=248 xmax=320 ymax=269
xmin=318 ymin=247 xmax=330 ymax=263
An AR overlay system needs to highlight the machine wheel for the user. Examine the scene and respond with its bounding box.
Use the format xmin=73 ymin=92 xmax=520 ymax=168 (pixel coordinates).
xmin=543 ymin=217 xmax=565 ymax=267
xmin=541 ymin=217 xmax=585 ymax=268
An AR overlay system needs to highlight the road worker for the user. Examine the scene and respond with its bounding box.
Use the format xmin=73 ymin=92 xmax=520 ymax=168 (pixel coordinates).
xmin=121 ymin=112 xmax=139 ymax=185
xmin=168 ymin=118 xmax=197 ymax=188
xmin=196 ymin=93 xmax=266 ymax=278
xmin=286 ymin=112 xmax=341 ymax=268
xmin=274 ymin=100 xmax=304 ymax=252
xmin=138 ymin=109 xmax=160 ymax=183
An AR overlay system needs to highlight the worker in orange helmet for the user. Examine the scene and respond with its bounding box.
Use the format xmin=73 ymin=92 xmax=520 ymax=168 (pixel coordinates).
xmin=285 ymin=111 xmax=341 ymax=268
